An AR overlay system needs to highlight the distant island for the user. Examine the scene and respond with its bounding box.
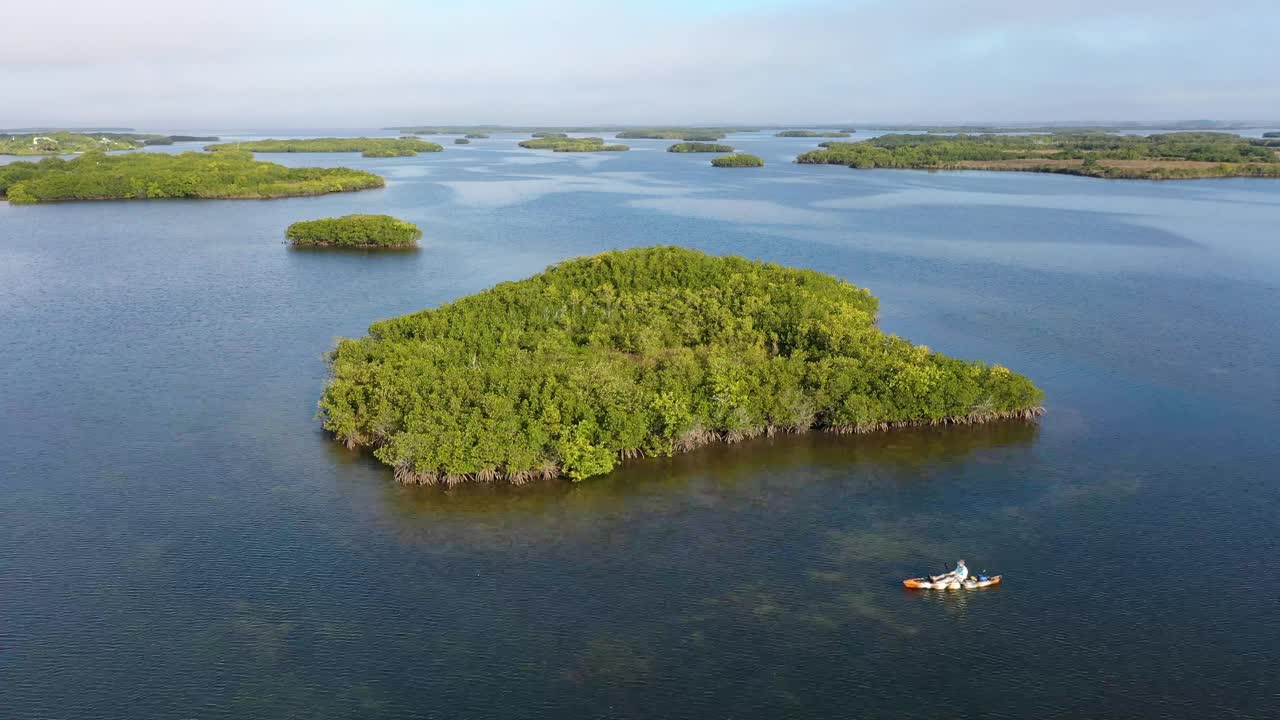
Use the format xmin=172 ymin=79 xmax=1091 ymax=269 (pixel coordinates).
xmin=617 ymin=129 xmax=728 ymax=141
xmin=870 ymin=121 xmax=1263 ymax=134
xmin=711 ymin=154 xmax=764 ymax=167
xmin=0 ymin=150 xmax=383 ymax=204
xmin=464 ymin=133 xmax=488 ymax=139
xmin=155 ymin=135 xmax=220 ymax=144
xmin=668 ymin=142 xmax=735 ymax=153
xmin=319 ymin=246 xmax=1044 ymax=485
xmin=385 ymin=126 xmax=759 ymax=137
xmin=0 ymin=131 xmax=220 ymax=155
xmin=796 ymin=132 xmax=1280 ymax=179
xmin=389 ymin=126 xmax=548 ymax=135
xmin=1 ymin=132 xmax=138 ymax=155
xmin=454 ymin=138 xmax=470 ymax=145
xmin=1264 ymin=132 xmax=1280 ymax=138
xmin=518 ymin=137 xmax=629 ymax=152
xmin=287 ymin=214 xmax=421 ymax=248
xmin=775 ymin=130 xmax=851 ymax=138
xmin=361 ymin=147 xmax=415 ymax=157
xmin=205 ymin=137 xmax=444 ymax=156
xmin=531 ymin=132 xmax=569 ymax=138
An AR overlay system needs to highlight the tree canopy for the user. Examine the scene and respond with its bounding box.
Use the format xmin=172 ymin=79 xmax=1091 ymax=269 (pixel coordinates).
xmin=796 ymin=132 xmax=1280 ymax=179
xmin=617 ymin=129 xmax=727 ymax=141
xmin=711 ymin=154 xmax=765 ymax=167
xmin=668 ymin=142 xmax=735 ymax=153
xmin=518 ymin=137 xmax=629 ymax=152
xmin=287 ymin=214 xmax=422 ymax=248
xmin=319 ymin=247 xmax=1043 ymax=485
xmin=0 ymin=151 xmax=384 ymax=204
xmin=0 ymin=131 xmax=216 ymax=152
xmin=775 ymin=131 xmax=851 ymax=138
xmin=205 ymin=137 xmax=443 ymax=155
xmin=1 ymin=131 xmax=146 ymax=155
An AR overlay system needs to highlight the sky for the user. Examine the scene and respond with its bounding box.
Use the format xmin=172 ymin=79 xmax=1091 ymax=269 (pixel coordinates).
xmin=2 ymin=0 xmax=1278 ymax=129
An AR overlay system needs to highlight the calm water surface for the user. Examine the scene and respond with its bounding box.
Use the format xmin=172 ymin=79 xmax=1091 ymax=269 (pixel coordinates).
xmin=2 ymin=133 xmax=1279 ymax=719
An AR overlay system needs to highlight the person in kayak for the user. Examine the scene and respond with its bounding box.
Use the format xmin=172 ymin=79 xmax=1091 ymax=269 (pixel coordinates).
xmin=931 ymin=560 xmax=969 ymax=584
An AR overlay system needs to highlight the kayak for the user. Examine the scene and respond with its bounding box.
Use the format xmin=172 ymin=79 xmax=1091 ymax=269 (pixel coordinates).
xmin=903 ymin=574 xmax=1001 ymax=590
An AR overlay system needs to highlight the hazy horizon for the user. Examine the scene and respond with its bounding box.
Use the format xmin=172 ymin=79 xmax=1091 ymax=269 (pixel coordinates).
xmin=3 ymin=0 xmax=1278 ymax=128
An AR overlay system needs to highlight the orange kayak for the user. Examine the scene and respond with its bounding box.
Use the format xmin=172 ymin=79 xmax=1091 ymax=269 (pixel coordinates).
xmin=903 ymin=575 xmax=1001 ymax=590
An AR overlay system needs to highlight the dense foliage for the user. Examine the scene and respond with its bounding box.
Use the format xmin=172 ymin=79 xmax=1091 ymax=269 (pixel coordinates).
xmin=617 ymin=129 xmax=726 ymax=141
xmin=775 ymin=131 xmax=851 ymax=138
xmin=711 ymin=154 xmax=765 ymax=167
xmin=0 ymin=151 xmax=384 ymax=204
xmin=206 ymin=137 xmax=444 ymax=155
xmin=135 ymin=135 xmax=220 ymax=146
xmin=0 ymin=131 xmax=142 ymax=155
xmin=874 ymin=123 xmax=1252 ymax=134
xmin=668 ymin=142 xmax=735 ymax=153
xmin=320 ymin=247 xmax=1044 ymax=485
xmin=796 ymin=133 xmax=1280 ymax=179
xmin=286 ymin=214 xmax=422 ymax=248
xmin=1264 ymin=132 xmax=1280 ymax=138
xmin=518 ymin=137 xmax=629 ymax=152
xmin=362 ymin=148 xmax=416 ymax=157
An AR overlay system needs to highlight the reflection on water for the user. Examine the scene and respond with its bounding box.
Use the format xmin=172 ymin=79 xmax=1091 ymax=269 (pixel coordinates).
xmin=376 ymin=421 xmax=1040 ymax=522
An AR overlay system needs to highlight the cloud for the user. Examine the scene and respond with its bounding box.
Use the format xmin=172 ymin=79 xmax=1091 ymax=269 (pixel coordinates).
xmin=2 ymin=0 xmax=1277 ymax=127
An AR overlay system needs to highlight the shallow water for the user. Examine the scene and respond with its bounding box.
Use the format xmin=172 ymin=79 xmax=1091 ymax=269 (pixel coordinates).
xmin=2 ymin=132 xmax=1279 ymax=719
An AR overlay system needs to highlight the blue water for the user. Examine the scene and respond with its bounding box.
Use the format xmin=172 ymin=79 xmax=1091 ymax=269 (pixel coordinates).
xmin=2 ymin=133 xmax=1279 ymax=719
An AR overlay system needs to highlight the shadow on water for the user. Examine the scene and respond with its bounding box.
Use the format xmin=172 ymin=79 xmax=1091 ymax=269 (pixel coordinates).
xmin=330 ymin=421 xmax=1043 ymax=562
xmin=373 ymin=420 xmax=1042 ymax=519
xmin=286 ymin=245 xmax=421 ymax=255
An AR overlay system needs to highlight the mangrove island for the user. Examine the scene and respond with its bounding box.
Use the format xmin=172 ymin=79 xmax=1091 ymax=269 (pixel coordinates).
xmin=454 ymin=138 xmax=470 ymax=145
xmin=617 ymin=129 xmax=727 ymax=141
xmin=711 ymin=154 xmax=765 ymax=167
xmin=775 ymin=130 xmax=851 ymax=138
xmin=795 ymin=132 xmax=1280 ymax=179
xmin=287 ymin=214 xmax=422 ymax=249
xmin=668 ymin=142 xmax=735 ymax=153
xmin=205 ymin=137 xmax=444 ymax=156
xmin=518 ymin=137 xmax=629 ymax=152
xmin=1 ymin=131 xmax=153 ymax=155
xmin=319 ymin=247 xmax=1044 ymax=485
xmin=0 ymin=150 xmax=384 ymax=204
